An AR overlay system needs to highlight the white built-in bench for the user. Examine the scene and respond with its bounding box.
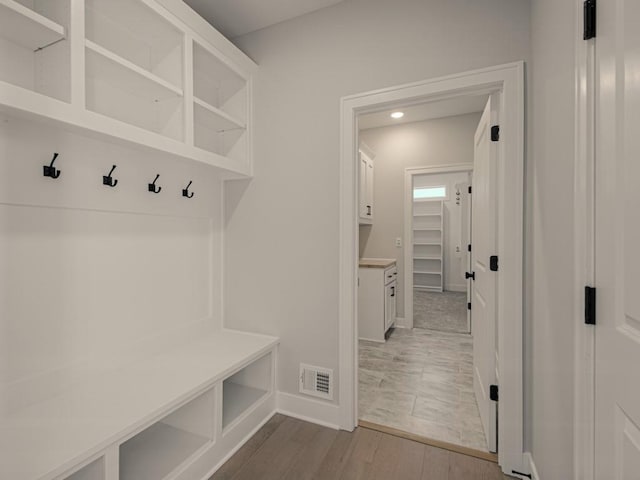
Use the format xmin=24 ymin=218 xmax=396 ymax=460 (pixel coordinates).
xmin=0 ymin=330 xmax=279 ymax=480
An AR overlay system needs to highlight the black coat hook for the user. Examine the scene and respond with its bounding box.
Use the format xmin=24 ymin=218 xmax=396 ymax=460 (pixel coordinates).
xmin=43 ymin=152 xmax=61 ymax=179
xmin=148 ymin=174 xmax=161 ymax=193
xmin=182 ymin=180 xmax=194 ymax=198
xmin=103 ymin=165 xmax=118 ymax=187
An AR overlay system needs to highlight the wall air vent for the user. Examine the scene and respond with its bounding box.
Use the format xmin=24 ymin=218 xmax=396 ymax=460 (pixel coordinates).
xmin=299 ymin=364 xmax=333 ymax=400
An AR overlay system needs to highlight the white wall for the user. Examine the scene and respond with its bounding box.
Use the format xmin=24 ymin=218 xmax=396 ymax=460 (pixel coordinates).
xmin=358 ymin=115 xmax=478 ymax=317
xmin=224 ymin=0 xmax=530 ymax=406
xmin=527 ymin=0 xmax=577 ymax=477
xmin=0 ymin=115 xmax=223 ymax=416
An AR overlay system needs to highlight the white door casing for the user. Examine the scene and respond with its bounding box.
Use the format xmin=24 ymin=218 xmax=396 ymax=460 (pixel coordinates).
xmin=594 ymin=0 xmax=640 ymax=477
xmin=472 ymin=96 xmax=498 ymax=453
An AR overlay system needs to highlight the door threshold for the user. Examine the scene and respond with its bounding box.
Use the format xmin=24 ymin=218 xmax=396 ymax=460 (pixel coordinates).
xmin=358 ymin=419 xmax=498 ymax=463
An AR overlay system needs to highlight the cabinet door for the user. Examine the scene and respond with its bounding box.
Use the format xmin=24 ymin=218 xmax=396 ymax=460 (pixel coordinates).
xmin=384 ymin=282 xmax=396 ymax=330
xmin=359 ymin=153 xmax=368 ymax=219
xmin=365 ymin=158 xmax=374 ymax=220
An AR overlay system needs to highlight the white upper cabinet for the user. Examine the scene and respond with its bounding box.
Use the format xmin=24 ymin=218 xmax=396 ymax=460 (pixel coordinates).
xmin=0 ymin=0 xmax=256 ymax=177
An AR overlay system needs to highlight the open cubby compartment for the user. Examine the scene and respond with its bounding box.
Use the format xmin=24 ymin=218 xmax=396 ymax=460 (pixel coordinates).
xmin=0 ymin=0 xmax=70 ymax=101
xmin=85 ymin=42 xmax=184 ymax=141
xmin=119 ymin=387 xmax=215 ymax=480
xmin=223 ymin=352 xmax=272 ymax=432
xmin=413 ymin=200 xmax=442 ymax=216
xmin=63 ymin=457 xmax=105 ymax=480
xmin=413 ymin=258 xmax=442 ymax=274
xmin=85 ymin=0 xmax=183 ymax=89
xmin=414 ymin=244 xmax=441 ymax=258
xmin=193 ymin=41 xmax=247 ymax=123
xmin=194 ymin=101 xmax=246 ymax=160
xmin=414 ymin=272 xmax=442 ymax=289
xmin=413 ymin=215 xmax=442 ymax=230
xmin=413 ymin=229 xmax=442 ymax=244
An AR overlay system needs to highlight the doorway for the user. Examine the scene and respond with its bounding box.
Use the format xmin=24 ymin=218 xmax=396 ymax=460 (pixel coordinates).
xmin=339 ymin=62 xmax=525 ymax=474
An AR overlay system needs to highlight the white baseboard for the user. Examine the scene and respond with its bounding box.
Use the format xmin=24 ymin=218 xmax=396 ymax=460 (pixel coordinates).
xmin=394 ymin=316 xmax=410 ymax=328
xmin=276 ymin=391 xmax=341 ymax=430
xmin=518 ymin=452 xmax=539 ymax=480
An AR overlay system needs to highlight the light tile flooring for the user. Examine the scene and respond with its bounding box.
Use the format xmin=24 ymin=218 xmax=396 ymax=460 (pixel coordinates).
xmin=414 ymin=290 xmax=468 ymax=333
xmin=359 ymin=328 xmax=488 ymax=452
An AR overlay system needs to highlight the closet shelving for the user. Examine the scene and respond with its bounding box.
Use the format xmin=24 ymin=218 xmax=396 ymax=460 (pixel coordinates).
xmin=413 ymin=199 xmax=444 ymax=292
xmin=0 ymin=0 xmax=256 ymax=177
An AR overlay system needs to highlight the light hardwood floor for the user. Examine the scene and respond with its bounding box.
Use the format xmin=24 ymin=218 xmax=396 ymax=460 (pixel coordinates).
xmin=210 ymin=414 xmax=512 ymax=480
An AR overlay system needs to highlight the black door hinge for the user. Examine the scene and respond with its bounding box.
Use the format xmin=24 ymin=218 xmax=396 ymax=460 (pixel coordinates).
xmin=491 ymin=125 xmax=500 ymax=142
xmin=512 ymin=471 xmax=532 ymax=479
xmin=490 ymin=384 xmax=499 ymax=402
xmin=468 ymin=186 xmax=472 ymax=194
xmin=585 ymin=286 xmax=596 ymax=325
xmin=490 ymin=255 xmax=499 ymax=272
xmin=584 ymin=0 xmax=596 ymax=40
xmin=468 ymin=244 xmax=472 ymax=252
xmin=467 ymin=302 xmax=472 ymax=311
xmin=465 ymin=271 xmax=475 ymax=281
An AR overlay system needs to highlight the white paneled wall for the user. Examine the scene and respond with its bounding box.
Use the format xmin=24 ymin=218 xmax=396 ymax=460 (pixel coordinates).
xmin=0 ymin=115 xmax=223 ymax=416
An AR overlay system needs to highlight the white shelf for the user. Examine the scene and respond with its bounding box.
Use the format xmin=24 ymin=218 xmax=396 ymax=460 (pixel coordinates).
xmin=414 ymin=270 xmax=442 ymax=275
xmin=413 ymin=242 xmax=441 ymax=245
xmin=413 ymin=228 xmax=441 ymax=231
xmin=223 ymin=383 xmax=267 ymax=430
xmin=119 ymin=423 xmax=209 ymax=480
xmin=0 ymin=330 xmax=278 ymax=480
xmin=0 ymin=0 xmax=65 ymax=51
xmin=414 ymin=256 xmax=442 ymax=260
xmin=86 ymin=40 xmax=183 ymax=101
xmin=412 ymin=199 xmax=443 ymax=291
xmin=413 ymin=213 xmax=441 ymax=217
xmin=194 ymin=96 xmax=245 ymax=132
xmin=414 ymin=285 xmax=443 ymax=292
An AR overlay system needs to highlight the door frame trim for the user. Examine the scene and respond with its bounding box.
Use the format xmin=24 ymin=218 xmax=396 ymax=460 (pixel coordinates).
xmin=573 ymin=0 xmax=596 ymax=477
xmin=403 ymin=164 xmax=473 ymax=330
xmin=338 ymin=61 xmax=525 ymax=473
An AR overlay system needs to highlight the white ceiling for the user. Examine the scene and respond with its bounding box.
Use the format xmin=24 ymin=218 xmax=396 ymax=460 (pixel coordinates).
xmin=358 ymin=95 xmax=489 ymax=131
xmin=184 ymin=0 xmax=346 ymax=38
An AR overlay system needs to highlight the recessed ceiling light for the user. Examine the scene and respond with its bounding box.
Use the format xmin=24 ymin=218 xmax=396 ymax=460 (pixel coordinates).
xmin=390 ymin=111 xmax=404 ymax=119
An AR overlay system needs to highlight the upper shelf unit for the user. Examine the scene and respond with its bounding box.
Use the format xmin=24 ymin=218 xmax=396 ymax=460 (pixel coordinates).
xmin=0 ymin=0 xmax=256 ymax=178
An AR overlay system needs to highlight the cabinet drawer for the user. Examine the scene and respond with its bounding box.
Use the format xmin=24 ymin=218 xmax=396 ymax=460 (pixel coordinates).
xmin=384 ymin=265 xmax=398 ymax=285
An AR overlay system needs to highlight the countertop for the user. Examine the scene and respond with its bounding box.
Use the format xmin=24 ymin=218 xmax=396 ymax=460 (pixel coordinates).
xmin=359 ymin=258 xmax=397 ymax=269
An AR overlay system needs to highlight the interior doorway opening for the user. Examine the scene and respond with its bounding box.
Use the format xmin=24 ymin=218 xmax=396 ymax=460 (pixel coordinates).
xmin=340 ymin=62 xmax=525 ymax=474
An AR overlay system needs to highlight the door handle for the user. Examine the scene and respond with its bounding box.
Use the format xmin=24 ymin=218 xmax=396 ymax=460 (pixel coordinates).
xmin=391 ymin=286 xmax=395 ymax=297
xmin=366 ymin=205 xmax=371 ymax=216
xmin=465 ymin=271 xmax=475 ymax=280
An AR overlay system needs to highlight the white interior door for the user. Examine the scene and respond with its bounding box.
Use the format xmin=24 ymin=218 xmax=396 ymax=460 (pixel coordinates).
xmin=471 ymin=96 xmax=498 ymax=453
xmin=594 ymin=0 xmax=640 ymax=477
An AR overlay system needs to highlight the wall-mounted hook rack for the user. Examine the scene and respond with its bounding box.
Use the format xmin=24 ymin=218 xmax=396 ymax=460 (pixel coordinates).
xmin=103 ymin=165 xmax=118 ymax=187
xmin=182 ymin=180 xmax=194 ymax=198
xmin=148 ymin=174 xmax=162 ymax=194
xmin=43 ymin=153 xmax=61 ymax=179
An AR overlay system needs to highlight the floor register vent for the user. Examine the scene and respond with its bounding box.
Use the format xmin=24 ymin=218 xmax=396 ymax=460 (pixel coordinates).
xmin=299 ymin=364 xmax=333 ymax=400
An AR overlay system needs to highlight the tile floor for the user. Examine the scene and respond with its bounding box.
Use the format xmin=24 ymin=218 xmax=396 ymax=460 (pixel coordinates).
xmin=358 ymin=328 xmax=488 ymax=452
xmin=413 ymin=290 xmax=468 ymax=333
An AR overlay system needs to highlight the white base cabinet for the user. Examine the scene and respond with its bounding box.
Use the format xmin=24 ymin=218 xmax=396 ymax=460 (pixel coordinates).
xmin=358 ymin=260 xmax=397 ymax=342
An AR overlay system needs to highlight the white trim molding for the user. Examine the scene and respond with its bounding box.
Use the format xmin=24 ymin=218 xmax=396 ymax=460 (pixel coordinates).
xmin=339 ymin=62 xmax=526 ymax=474
xmin=524 ymin=452 xmax=541 ymax=480
xmin=573 ymin=0 xmax=596 ymax=478
xmin=276 ymin=392 xmax=341 ymax=430
xmin=403 ymin=164 xmax=473 ymax=329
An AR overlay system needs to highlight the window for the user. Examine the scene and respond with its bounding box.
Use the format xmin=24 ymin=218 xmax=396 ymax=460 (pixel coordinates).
xmin=413 ymin=186 xmax=447 ymax=200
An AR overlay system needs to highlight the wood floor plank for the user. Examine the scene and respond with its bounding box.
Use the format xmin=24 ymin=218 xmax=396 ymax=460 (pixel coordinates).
xmin=422 ymin=444 xmax=450 ymax=480
xmin=210 ymin=414 xmax=286 ymax=480
xmin=211 ymin=415 xmax=513 ymax=480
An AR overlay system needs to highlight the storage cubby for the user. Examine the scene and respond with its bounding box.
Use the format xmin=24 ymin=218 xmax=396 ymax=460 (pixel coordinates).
xmin=223 ymin=352 xmax=271 ymax=431
xmin=85 ymin=0 xmax=183 ymax=89
xmin=414 ymin=258 xmax=441 ymax=274
xmin=414 ymin=272 xmax=442 ymax=289
xmin=64 ymin=457 xmax=104 ymax=480
xmin=414 ymin=200 xmax=442 ymax=216
xmin=85 ymin=42 xmax=184 ymax=140
xmin=119 ymin=387 xmax=215 ymax=480
xmin=0 ymin=0 xmax=70 ymax=102
xmin=414 ymin=243 xmax=441 ymax=258
xmin=413 ymin=229 xmax=442 ymax=244
xmin=193 ymin=41 xmax=247 ymax=161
